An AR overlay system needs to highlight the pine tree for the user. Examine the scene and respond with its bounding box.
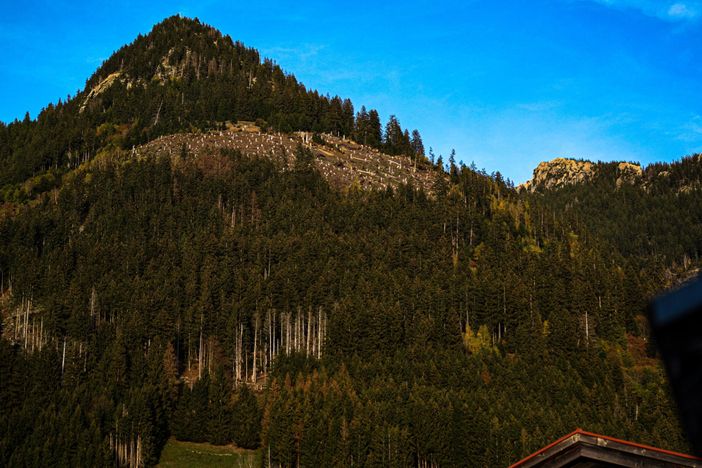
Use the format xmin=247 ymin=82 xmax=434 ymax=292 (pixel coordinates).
xmin=354 ymin=106 xmax=370 ymax=145
xmin=232 ymin=385 xmax=262 ymax=449
xmin=410 ymin=129 xmax=424 ymax=157
xmin=367 ymin=109 xmax=382 ymax=148
xmin=384 ymin=115 xmax=404 ymax=155
xmin=207 ymin=369 xmax=233 ymax=445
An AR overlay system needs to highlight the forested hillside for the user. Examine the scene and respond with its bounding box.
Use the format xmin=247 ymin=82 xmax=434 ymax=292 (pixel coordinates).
xmin=523 ymin=156 xmax=702 ymax=268
xmin=0 ymin=14 xmax=696 ymax=468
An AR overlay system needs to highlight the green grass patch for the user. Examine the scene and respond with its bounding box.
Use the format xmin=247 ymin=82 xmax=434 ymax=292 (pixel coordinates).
xmin=158 ymin=438 xmax=261 ymax=467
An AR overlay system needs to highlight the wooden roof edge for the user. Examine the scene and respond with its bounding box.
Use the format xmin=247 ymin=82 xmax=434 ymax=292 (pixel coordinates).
xmin=508 ymin=429 xmax=582 ymax=468
xmin=576 ymin=429 xmax=701 ymax=462
xmin=508 ymin=428 xmax=702 ymax=468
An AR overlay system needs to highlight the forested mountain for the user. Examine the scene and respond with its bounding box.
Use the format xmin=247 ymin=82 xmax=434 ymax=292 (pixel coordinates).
xmin=0 ymin=15 xmax=698 ymax=468
xmin=0 ymin=15 xmax=421 ymax=195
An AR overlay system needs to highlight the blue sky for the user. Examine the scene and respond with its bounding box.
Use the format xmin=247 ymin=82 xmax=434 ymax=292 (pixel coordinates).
xmin=1 ymin=0 xmax=701 ymax=182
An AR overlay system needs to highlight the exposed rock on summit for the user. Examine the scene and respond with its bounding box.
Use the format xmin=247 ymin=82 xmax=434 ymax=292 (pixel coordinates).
xmin=616 ymin=162 xmax=643 ymax=187
xmin=520 ymin=158 xmax=595 ymax=192
xmin=521 ymin=157 xmax=644 ymax=192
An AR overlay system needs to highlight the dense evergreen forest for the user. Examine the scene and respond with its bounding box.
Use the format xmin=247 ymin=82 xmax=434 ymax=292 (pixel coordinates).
xmin=0 ymin=14 xmax=698 ymax=468
xmin=529 ymin=157 xmax=702 ymax=265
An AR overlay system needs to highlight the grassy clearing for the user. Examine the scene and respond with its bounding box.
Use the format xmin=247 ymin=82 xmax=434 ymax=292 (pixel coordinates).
xmin=158 ymin=438 xmax=261 ymax=467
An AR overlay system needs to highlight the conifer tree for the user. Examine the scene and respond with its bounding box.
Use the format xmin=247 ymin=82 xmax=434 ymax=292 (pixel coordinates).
xmin=410 ymin=129 xmax=425 ymax=157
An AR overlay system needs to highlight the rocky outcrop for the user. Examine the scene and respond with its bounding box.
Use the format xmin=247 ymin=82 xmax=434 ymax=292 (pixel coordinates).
xmin=615 ymin=162 xmax=643 ymax=188
xmin=521 ymin=158 xmax=644 ymax=192
xmin=520 ymin=158 xmax=595 ymax=192
xmin=80 ymin=72 xmax=122 ymax=113
xmin=153 ymin=47 xmax=194 ymax=83
xmin=79 ymin=71 xmax=146 ymax=113
xmin=81 ymin=47 xmax=191 ymax=113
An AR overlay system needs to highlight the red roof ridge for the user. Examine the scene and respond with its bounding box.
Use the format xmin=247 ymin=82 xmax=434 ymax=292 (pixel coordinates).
xmin=509 ymin=428 xmax=701 ymax=467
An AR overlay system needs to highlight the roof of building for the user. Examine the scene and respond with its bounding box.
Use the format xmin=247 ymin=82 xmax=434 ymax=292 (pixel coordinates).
xmin=509 ymin=428 xmax=702 ymax=467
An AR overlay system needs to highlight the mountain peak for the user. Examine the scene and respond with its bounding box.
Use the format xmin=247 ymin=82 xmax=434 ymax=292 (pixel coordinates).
xmin=85 ymin=15 xmax=240 ymax=90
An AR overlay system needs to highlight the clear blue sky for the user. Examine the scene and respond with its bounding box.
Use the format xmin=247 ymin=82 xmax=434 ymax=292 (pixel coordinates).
xmin=2 ymin=0 xmax=701 ymax=182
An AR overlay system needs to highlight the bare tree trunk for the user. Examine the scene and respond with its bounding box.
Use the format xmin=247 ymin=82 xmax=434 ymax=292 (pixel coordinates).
xmin=293 ymin=308 xmax=298 ymax=352
xmin=14 ymin=303 xmax=19 ymax=341
xmin=286 ymin=312 xmax=290 ymax=355
xmin=90 ymin=286 xmax=97 ymax=321
xmin=252 ymin=313 xmax=259 ymax=384
xmin=207 ymin=336 xmax=213 ymax=375
xmin=266 ymin=310 xmax=270 ymax=369
xmin=198 ymin=324 xmax=203 ymax=380
xmin=318 ymin=307 xmax=322 ymax=359
xmin=24 ymin=300 xmax=29 ymax=349
xmin=585 ymin=309 xmax=589 ymax=348
xmin=136 ymin=435 xmax=142 ymax=468
xmin=272 ymin=310 xmax=277 ymax=360
xmin=307 ymin=307 xmax=312 ymax=356
xmin=240 ymin=323 xmax=244 ymax=382
xmin=154 ymin=100 xmax=163 ymax=126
